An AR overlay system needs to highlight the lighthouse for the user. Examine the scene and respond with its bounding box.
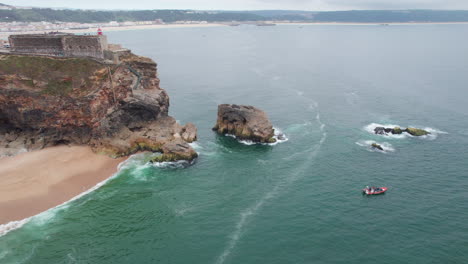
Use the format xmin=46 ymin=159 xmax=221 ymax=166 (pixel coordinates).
xmin=97 ymin=28 xmax=103 ymax=35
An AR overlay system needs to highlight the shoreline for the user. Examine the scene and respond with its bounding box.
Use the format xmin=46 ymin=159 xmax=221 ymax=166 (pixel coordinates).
xmin=0 ymin=146 xmax=126 ymax=226
xmin=277 ymin=21 xmax=468 ymax=26
xmin=0 ymin=23 xmax=224 ymax=39
xmin=1 ymin=21 xmax=468 ymax=38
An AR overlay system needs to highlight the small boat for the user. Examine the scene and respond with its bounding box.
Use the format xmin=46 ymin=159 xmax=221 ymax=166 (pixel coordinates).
xmin=362 ymin=186 xmax=388 ymax=195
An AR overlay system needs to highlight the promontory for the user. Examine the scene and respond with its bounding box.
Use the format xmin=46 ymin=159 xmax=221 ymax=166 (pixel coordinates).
xmin=0 ymin=33 xmax=197 ymax=162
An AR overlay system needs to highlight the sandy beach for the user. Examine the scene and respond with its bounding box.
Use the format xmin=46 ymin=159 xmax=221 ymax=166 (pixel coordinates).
xmin=0 ymin=146 xmax=126 ymax=225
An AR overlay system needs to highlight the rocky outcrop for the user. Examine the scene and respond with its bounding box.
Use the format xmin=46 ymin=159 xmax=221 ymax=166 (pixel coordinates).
xmin=0 ymin=52 xmax=197 ymax=162
xmin=406 ymin=127 xmax=430 ymax=136
xmin=212 ymin=104 xmax=276 ymax=143
xmin=371 ymin=143 xmax=384 ymax=151
xmin=374 ymin=126 xmax=429 ymax=137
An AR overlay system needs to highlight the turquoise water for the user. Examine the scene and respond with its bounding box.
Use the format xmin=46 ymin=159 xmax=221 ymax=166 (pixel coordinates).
xmin=1 ymin=24 xmax=468 ymax=263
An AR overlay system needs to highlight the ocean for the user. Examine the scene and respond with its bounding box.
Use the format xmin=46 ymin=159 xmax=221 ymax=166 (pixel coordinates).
xmin=1 ymin=24 xmax=468 ymax=263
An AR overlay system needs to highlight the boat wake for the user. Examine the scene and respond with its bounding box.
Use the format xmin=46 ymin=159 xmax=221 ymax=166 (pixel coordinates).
xmin=215 ymin=99 xmax=326 ymax=264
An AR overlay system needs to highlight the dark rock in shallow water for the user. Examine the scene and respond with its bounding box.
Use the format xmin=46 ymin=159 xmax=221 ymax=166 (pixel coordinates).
xmin=213 ymin=104 xmax=276 ymax=143
xmin=371 ymin=143 xmax=384 ymax=151
xmin=374 ymin=127 xmax=386 ymax=135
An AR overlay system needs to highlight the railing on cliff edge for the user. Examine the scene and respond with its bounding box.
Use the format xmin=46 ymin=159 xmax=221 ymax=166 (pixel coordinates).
xmin=126 ymin=65 xmax=142 ymax=91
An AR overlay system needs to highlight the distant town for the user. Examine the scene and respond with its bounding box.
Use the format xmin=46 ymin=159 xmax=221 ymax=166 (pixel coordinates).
xmin=0 ymin=20 xmax=212 ymax=33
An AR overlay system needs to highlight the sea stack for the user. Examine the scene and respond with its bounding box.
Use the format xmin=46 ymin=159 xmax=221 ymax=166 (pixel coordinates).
xmin=0 ymin=33 xmax=197 ymax=163
xmin=213 ymin=104 xmax=276 ymax=143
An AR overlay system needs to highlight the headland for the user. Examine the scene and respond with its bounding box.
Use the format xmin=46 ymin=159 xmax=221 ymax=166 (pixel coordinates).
xmin=0 ymin=32 xmax=198 ymax=225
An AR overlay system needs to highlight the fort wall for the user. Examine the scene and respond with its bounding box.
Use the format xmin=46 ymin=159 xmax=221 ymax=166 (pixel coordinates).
xmin=62 ymin=35 xmax=108 ymax=59
xmin=8 ymin=34 xmax=109 ymax=59
xmin=8 ymin=35 xmax=64 ymax=56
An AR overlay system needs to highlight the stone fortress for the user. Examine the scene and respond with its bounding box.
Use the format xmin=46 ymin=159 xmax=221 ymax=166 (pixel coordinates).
xmin=7 ymin=32 xmax=130 ymax=63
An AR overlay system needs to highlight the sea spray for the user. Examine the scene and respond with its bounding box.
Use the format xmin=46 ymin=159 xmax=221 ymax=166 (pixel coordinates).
xmin=226 ymin=127 xmax=289 ymax=146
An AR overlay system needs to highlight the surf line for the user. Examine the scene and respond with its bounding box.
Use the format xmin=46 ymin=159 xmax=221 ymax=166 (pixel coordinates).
xmin=215 ymin=101 xmax=327 ymax=264
xmin=0 ymin=156 xmax=139 ymax=237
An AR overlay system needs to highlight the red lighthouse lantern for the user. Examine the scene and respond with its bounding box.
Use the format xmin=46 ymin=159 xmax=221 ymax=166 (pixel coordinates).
xmin=97 ymin=28 xmax=103 ymax=35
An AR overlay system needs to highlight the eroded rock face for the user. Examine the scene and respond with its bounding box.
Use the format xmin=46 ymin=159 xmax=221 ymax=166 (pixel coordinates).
xmin=213 ymin=104 xmax=276 ymax=143
xmin=0 ymin=53 xmax=197 ymax=162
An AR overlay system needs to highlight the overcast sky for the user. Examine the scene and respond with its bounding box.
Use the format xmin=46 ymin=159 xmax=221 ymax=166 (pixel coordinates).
xmin=4 ymin=0 xmax=468 ymax=11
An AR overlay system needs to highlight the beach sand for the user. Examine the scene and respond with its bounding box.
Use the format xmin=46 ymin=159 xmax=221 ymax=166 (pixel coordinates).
xmin=0 ymin=145 xmax=126 ymax=225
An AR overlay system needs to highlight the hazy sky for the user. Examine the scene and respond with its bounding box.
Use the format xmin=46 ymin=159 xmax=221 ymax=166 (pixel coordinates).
xmin=4 ymin=0 xmax=468 ymax=11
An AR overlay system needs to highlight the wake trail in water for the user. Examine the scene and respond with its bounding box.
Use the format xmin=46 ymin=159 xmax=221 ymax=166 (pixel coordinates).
xmin=215 ymin=97 xmax=327 ymax=264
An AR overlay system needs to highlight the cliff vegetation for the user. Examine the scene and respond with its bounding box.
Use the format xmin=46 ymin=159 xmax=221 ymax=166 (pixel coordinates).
xmin=0 ymin=53 xmax=197 ymax=162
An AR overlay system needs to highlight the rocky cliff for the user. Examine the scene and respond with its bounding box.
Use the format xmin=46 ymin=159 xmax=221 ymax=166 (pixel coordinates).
xmin=0 ymin=52 xmax=197 ymax=162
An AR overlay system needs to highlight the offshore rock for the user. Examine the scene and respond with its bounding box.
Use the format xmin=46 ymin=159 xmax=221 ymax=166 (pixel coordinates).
xmin=374 ymin=126 xmax=429 ymax=137
xmin=213 ymin=104 xmax=276 ymax=143
xmin=374 ymin=126 xmax=402 ymax=135
xmin=371 ymin=143 xmax=384 ymax=151
xmin=0 ymin=53 xmax=197 ymax=162
xmin=405 ymin=127 xmax=430 ymax=136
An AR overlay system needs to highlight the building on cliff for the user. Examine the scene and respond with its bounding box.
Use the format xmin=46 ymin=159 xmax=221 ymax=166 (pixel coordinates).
xmin=7 ymin=32 xmax=130 ymax=63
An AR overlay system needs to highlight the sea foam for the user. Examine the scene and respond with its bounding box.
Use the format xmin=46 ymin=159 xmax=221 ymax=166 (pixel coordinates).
xmin=0 ymin=156 xmax=134 ymax=237
xmin=227 ymin=127 xmax=289 ymax=146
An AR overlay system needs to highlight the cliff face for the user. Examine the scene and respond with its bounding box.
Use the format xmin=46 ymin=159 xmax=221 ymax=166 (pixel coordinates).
xmin=0 ymin=53 xmax=197 ymax=161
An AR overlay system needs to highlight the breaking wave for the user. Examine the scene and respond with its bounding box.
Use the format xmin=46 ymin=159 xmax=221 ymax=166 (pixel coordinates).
xmin=148 ymin=142 xmax=200 ymax=169
xmin=0 ymin=156 xmax=135 ymax=237
xmin=227 ymin=127 xmax=289 ymax=146
xmin=151 ymin=159 xmax=196 ymax=169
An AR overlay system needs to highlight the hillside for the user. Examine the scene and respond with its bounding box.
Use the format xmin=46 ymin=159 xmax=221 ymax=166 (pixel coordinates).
xmin=1 ymin=5 xmax=468 ymax=23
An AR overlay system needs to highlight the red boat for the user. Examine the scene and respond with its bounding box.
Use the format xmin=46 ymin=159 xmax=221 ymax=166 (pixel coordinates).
xmin=362 ymin=186 xmax=388 ymax=195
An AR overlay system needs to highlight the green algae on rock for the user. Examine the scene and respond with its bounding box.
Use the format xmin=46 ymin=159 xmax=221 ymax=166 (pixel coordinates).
xmin=405 ymin=127 xmax=430 ymax=136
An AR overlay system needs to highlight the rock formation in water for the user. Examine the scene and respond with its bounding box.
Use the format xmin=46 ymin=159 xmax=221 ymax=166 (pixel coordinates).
xmin=374 ymin=126 xmax=429 ymax=137
xmin=371 ymin=143 xmax=384 ymax=151
xmin=0 ymin=52 xmax=197 ymax=162
xmin=212 ymin=104 xmax=276 ymax=143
